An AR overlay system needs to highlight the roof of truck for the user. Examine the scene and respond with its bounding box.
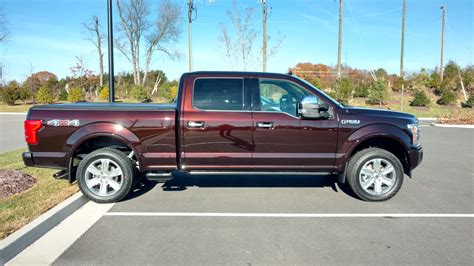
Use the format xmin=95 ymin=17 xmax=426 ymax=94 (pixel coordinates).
xmin=182 ymin=71 xmax=293 ymax=77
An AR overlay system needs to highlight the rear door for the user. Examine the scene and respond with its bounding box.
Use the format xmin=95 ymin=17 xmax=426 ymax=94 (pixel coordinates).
xmin=181 ymin=76 xmax=253 ymax=170
xmin=251 ymin=78 xmax=339 ymax=171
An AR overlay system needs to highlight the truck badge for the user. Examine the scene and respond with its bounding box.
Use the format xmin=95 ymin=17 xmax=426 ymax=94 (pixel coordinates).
xmin=47 ymin=119 xmax=80 ymax=127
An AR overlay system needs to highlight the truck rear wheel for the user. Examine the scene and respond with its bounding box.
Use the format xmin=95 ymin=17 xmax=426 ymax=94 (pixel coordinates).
xmin=77 ymin=148 xmax=134 ymax=203
xmin=346 ymin=148 xmax=404 ymax=201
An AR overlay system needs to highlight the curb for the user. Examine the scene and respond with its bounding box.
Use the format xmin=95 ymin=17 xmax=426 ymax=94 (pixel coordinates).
xmin=0 ymin=112 xmax=27 ymax=115
xmin=0 ymin=192 xmax=88 ymax=265
xmin=431 ymin=123 xmax=474 ymax=129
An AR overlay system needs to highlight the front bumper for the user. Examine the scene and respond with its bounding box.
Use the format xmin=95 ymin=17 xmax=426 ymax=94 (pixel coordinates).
xmin=408 ymin=145 xmax=423 ymax=171
xmin=22 ymin=152 xmax=35 ymax=167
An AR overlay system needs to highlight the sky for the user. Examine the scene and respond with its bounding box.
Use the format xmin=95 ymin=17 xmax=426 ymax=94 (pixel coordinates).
xmin=0 ymin=0 xmax=472 ymax=82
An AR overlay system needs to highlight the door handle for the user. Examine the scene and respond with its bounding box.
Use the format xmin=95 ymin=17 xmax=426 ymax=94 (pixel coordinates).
xmin=256 ymin=122 xmax=273 ymax=129
xmin=187 ymin=121 xmax=205 ymax=128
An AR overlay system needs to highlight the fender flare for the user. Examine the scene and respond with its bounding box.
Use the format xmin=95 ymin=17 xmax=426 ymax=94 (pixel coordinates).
xmin=336 ymin=123 xmax=411 ymax=182
xmin=65 ymin=123 xmax=142 ymax=182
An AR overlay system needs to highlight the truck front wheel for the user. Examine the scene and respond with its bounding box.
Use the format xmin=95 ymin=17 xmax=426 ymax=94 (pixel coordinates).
xmin=346 ymin=148 xmax=404 ymax=201
xmin=76 ymin=148 xmax=134 ymax=203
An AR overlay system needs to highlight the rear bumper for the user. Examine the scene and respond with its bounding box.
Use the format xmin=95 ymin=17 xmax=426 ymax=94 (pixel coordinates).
xmin=22 ymin=152 xmax=35 ymax=167
xmin=408 ymin=145 xmax=423 ymax=171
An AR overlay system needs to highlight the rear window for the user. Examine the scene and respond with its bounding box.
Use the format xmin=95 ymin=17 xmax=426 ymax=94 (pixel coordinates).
xmin=193 ymin=78 xmax=244 ymax=110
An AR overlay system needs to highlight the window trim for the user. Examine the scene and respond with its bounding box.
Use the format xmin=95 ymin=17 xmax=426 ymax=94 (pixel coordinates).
xmin=254 ymin=77 xmax=335 ymax=120
xmin=191 ymin=77 xmax=246 ymax=112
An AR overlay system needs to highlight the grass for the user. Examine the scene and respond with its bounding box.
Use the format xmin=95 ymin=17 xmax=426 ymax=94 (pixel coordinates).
xmin=0 ymin=149 xmax=78 ymax=240
xmin=0 ymin=104 xmax=33 ymax=113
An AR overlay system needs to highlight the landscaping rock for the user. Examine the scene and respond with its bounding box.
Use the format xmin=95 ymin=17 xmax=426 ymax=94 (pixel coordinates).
xmin=0 ymin=169 xmax=36 ymax=199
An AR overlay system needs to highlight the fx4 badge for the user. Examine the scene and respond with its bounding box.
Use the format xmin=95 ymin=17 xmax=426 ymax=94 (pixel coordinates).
xmin=341 ymin=119 xmax=360 ymax=125
xmin=47 ymin=119 xmax=80 ymax=127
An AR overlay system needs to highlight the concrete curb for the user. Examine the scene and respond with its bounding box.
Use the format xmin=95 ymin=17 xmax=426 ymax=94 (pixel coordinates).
xmin=0 ymin=112 xmax=27 ymax=115
xmin=431 ymin=123 xmax=474 ymax=129
xmin=0 ymin=192 xmax=88 ymax=265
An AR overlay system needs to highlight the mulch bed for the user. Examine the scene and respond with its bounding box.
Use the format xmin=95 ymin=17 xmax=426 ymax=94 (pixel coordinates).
xmin=0 ymin=169 xmax=36 ymax=199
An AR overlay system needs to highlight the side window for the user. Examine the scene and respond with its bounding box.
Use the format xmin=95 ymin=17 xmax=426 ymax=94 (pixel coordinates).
xmin=258 ymin=79 xmax=313 ymax=117
xmin=193 ymin=78 xmax=244 ymax=110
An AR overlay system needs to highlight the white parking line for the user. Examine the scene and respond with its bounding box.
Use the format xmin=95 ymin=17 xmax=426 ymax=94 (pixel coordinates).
xmin=105 ymin=212 xmax=474 ymax=218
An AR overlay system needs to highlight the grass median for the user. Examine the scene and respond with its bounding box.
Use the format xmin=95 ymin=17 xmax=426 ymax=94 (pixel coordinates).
xmin=0 ymin=149 xmax=78 ymax=240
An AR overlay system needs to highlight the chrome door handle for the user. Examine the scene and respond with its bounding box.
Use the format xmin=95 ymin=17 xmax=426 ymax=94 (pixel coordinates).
xmin=187 ymin=121 xmax=205 ymax=128
xmin=256 ymin=122 xmax=273 ymax=129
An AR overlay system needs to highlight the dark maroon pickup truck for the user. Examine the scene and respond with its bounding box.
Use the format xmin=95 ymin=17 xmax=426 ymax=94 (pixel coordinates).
xmin=23 ymin=71 xmax=423 ymax=203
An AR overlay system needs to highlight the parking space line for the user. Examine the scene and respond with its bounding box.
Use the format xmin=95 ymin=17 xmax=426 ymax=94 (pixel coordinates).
xmin=105 ymin=212 xmax=474 ymax=218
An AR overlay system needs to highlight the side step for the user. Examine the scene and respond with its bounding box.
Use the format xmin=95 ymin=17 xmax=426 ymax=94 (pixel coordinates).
xmin=53 ymin=170 xmax=68 ymax=179
xmin=145 ymin=172 xmax=174 ymax=182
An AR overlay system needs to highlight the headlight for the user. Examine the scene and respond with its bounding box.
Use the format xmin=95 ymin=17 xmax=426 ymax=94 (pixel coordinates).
xmin=407 ymin=123 xmax=420 ymax=144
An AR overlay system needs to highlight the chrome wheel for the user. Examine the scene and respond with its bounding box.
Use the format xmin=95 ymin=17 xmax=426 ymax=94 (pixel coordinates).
xmin=359 ymin=158 xmax=396 ymax=196
xmin=85 ymin=158 xmax=123 ymax=197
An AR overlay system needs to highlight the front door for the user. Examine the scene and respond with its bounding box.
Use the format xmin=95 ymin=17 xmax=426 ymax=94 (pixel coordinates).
xmin=251 ymin=78 xmax=339 ymax=171
xmin=181 ymin=76 xmax=253 ymax=170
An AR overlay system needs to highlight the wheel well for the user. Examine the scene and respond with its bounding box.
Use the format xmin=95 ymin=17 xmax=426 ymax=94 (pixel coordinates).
xmin=349 ymin=137 xmax=409 ymax=175
xmin=69 ymin=136 xmax=135 ymax=183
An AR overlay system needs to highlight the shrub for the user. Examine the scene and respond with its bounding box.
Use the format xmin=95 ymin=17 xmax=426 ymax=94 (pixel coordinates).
xmin=36 ymin=87 xmax=55 ymax=104
xmin=367 ymin=80 xmax=389 ymax=105
xmin=410 ymin=89 xmax=431 ymax=107
xmin=436 ymin=90 xmax=457 ymax=105
xmin=67 ymin=87 xmax=85 ymax=102
xmin=353 ymin=84 xmax=369 ymax=97
xmin=461 ymin=95 xmax=474 ymax=108
xmin=336 ymin=78 xmax=353 ymax=104
xmin=58 ymin=89 xmax=68 ymax=101
xmin=1 ymin=87 xmax=19 ymax=105
xmin=99 ymin=86 xmax=109 ymax=101
xmin=130 ymin=85 xmax=147 ymax=101
xmin=18 ymin=86 xmax=32 ymax=104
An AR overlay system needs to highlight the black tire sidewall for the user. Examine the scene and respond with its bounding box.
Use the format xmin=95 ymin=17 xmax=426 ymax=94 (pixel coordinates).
xmin=348 ymin=148 xmax=404 ymax=202
xmin=77 ymin=149 xmax=134 ymax=203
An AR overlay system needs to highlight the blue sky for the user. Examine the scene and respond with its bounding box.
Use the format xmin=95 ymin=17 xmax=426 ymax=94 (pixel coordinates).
xmin=1 ymin=0 xmax=472 ymax=82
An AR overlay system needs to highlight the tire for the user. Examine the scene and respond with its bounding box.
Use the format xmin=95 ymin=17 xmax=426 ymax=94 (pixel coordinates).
xmin=346 ymin=148 xmax=404 ymax=201
xmin=76 ymin=148 xmax=135 ymax=203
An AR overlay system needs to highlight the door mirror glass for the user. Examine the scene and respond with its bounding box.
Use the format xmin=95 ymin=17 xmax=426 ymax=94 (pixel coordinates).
xmin=298 ymin=96 xmax=330 ymax=119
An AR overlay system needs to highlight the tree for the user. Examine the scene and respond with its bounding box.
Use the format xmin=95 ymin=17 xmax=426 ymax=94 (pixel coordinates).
xmin=116 ymin=0 xmax=181 ymax=87
xmin=84 ymin=16 xmax=105 ymax=87
xmin=218 ymin=0 xmax=258 ymax=70
xmin=437 ymin=90 xmax=457 ymax=105
xmin=67 ymin=87 xmax=85 ymax=102
xmin=410 ymin=89 xmax=431 ymax=107
xmin=36 ymin=87 xmax=54 ymax=104
xmin=367 ymin=80 xmax=389 ymax=105
xmin=336 ymin=78 xmax=353 ymax=104
xmin=354 ymin=83 xmax=370 ymax=97
xmin=70 ymin=56 xmax=94 ymax=90
xmin=0 ymin=8 xmax=9 ymax=43
xmin=375 ymin=68 xmax=388 ymax=81
xmin=1 ymin=81 xmax=19 ymax=105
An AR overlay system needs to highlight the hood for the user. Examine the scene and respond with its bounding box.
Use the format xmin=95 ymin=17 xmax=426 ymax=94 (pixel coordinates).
xmin=344 ymin=107 xmax=417 ymax=123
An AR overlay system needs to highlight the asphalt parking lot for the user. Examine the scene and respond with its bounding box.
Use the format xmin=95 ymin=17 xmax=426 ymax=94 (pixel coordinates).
xmin=50 ymin=126 xmax=473 ymax=265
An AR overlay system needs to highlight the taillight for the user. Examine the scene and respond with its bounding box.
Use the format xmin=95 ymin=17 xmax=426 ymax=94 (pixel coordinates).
xmin=24 ymin=120 xmax=43 ymax=145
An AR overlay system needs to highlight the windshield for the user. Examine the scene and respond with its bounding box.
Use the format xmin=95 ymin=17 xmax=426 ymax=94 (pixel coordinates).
xmin=293 ymin=76 xmax=345 ymax=108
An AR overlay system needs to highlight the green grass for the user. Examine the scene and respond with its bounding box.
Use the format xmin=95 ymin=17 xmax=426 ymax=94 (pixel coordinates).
xmin=0 ymin=149 xmax=78 ymax=240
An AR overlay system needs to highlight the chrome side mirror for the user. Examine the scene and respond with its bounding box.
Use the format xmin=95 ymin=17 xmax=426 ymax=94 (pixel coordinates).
xmin=298 ymin=96 xmax=330 ymax=119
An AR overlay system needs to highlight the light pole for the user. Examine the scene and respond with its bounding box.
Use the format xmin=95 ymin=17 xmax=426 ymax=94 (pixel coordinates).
xmin=107 ymin=0 xmax=115 ymax=102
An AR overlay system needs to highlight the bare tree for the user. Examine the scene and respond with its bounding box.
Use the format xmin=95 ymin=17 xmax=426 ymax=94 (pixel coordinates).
xmin=83 ymin=16 xmax=105 ymax=87
xmin=116 ymin=0 xmax=150 ymax=85
xmin=116 ymin=0 xmax=181 ymax=87
xmin=70 ymin=56 xmax=94 ymax=91
xmin=219 ymin=0 xmax=258 ymax=70
xmin=142 ymin=0 xmax=181 ymax=86
xmin=0 ymin=8 xmax=9 ymax=43
xmin=219 ymin=0 xmax=284 ymax=71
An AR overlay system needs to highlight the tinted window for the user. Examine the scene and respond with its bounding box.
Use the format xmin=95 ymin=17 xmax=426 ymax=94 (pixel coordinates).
xmin=193 ymin=78 xmax=244 ymax=110
xmin=258 ymin=79 xmax=313 ymax=116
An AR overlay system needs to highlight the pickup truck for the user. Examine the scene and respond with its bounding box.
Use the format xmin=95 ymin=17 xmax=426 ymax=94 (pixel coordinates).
xmin=23 ymin=71 xmax=423 ymax=203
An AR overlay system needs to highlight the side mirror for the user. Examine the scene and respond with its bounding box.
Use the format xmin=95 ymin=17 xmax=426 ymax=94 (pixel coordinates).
xmin=298 ymin=96 xmax=330 ymax=119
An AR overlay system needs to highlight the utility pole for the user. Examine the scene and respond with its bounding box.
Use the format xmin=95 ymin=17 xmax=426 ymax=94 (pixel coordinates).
xmin=187 ymin=0 xmax=195 ymax=72
xmin=400 ymin=0 xmax=406 ymax=111
xmin=337 ymin=0 xmax=343 ymax=79
xmin=107 ymin=0 xmax=115 ymax=102
xmin=262 ymin=0 xmax=267 ymax=72
xmin=440 ymin=3 xmax=445 ymax=83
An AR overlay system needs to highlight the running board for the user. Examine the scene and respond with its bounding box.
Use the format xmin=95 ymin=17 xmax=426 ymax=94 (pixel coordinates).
xmin=145 ymin=172 xmax=174 ymax=182
xmin=188 ymin=171 xmax=334 ymax=176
